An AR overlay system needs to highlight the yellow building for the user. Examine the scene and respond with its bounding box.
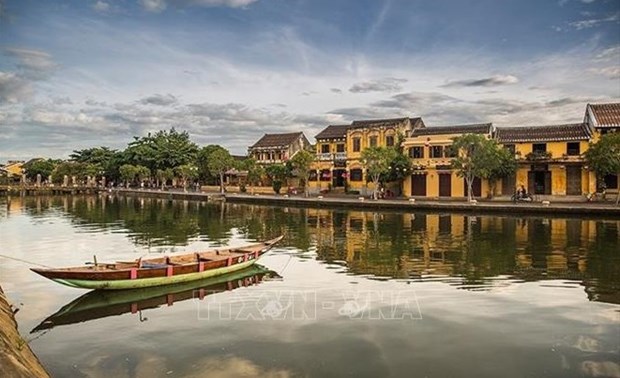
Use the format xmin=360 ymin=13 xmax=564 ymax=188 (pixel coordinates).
xmin=495 ymin=123 xmax=595 ymax=196
xmin=584 ymin=103 xmax=620 ymax=194
xmin=248 ymin=132 xmax=310 ymax=165
xmin=309 ymin=125 xmax=349 ymax=193
xmin=402 ymin=123 xmax=493 ymax=198
xmin=309 ymin=117 xmax=425 ymax=195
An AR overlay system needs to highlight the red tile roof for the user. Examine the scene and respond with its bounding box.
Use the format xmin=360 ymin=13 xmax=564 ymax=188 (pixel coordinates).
xmin=250 ymin=132 xmax=305 ymax=148
xmin=315 ymin=125 xmax=349 ymax=140
xmin=412 ymin=123 xmax=492 ymax=137
xmin=495 ymin=123 xmax=592 ymax=143
xmin=587 ymin=103 xmax=620 ymax=128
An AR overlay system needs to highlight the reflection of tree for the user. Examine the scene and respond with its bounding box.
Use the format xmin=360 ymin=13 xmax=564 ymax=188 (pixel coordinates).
xmin=10 ymin=195 xmax=620 ymax=305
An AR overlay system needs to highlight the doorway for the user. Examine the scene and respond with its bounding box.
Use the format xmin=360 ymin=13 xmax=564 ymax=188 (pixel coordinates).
xmin=411 ymin=174 xmax=427 ymax=196
xmin=439 ymin=173 xmax=451 ymax=197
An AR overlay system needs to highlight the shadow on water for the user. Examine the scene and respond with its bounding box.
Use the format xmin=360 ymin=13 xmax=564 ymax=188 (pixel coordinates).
xmin=6 ymin=194 xmax=620 ymax=305
xmin=31 ymin=265 xmax=279 ymax=333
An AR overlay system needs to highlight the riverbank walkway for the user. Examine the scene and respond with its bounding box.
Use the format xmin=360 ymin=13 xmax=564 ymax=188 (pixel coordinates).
xmin=115 ymin=189 xmax=620 ymax=218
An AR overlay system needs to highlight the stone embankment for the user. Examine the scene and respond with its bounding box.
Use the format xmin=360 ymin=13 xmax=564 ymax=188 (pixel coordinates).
xmin=114 ymin=189 xmax=620 ymax=218
xmin=0 ymin=286 xmax=50 ymax=378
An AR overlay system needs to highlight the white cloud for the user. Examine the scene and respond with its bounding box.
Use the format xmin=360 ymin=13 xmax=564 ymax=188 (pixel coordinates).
xmin=4 ymin=47 xmax=57 ymax=79
xmin=139 ymin=0 xmax=167 ymax=13
xmin=440 ymin=75 xmax=519 ymax=88
xmin=139 ymin=93 xmax=178 ymax=106
xmin=93 ymin=1 xmax=110 ymax=12
xmin=0 ymin=72 xmax=32 ymax=104
xmin=349 ymin=78 xmax=408 ymax=93
xmin=570 ymin=12 xmax=619 ymax=30
xmin=138 ymin=0 xmax=258 ymax=12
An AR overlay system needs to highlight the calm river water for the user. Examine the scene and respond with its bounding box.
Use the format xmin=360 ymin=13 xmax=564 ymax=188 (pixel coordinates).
xmin=0 ymin=195 xmax=619 ymax=378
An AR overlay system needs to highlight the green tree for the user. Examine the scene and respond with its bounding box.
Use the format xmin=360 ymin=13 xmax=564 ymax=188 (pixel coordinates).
xmin=265 ymin=164 xmax=289 ymax=194
xmin=50 ymin=161 xmax=100 ymax=185
xmin=205 ymin=146 xmax=234 ymax=193
xmin=585 ymin=133 xmax=620 ymax=204
xmin=156 ymin=168 xmax=174 ymax=189
xmin=124 ymin=128 xmax=198 ymax=174
xmin=238 ymin=158 xmax=265 ymax=194
xmin=289 ymin=149 xmax=315 ymax=197
xmin=175 ymin=164 xmax=199 ymax=192
xmin=119 ymin=164 xmax=138 ymax=188
xmin=451 ymin=134 xmax=516 ymax=201
xmin=487 ymin=145 xmax=518 ymax=197
xmin=23 ymin=159 xmax=59 ymax=182
xmin=361 ymin=146 xmax=396 ymax=199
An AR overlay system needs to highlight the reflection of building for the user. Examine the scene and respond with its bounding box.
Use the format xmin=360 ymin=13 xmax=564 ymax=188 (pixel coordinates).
xmin=306 ymin=208 xmax=620 ymax=303
xmin=495 ymin=123 xmax=595 ymax=196
xmin=402 ymin=123 xmax=493 ymax=198
xmin=248 ymin=132 xmax=310 ymax=165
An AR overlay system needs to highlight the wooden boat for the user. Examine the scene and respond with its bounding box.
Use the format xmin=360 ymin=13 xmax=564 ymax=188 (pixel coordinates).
xmin=32 ymin=265 xmax=278 ymax=333
xmin=31 ymin=236 xmax=283 ymax=290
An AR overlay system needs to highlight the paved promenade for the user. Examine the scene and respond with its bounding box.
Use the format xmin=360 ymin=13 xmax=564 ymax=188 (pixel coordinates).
xmin=116 ymin=189 xmax=620 ymax=218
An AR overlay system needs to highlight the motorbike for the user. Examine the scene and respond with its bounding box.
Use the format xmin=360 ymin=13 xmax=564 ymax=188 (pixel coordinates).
xmin=511 ymin=192 xmax=533 ymax=203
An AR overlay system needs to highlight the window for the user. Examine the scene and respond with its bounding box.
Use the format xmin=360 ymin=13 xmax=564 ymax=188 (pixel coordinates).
xmin=349 ymin=168 xmax=363 ymax=181
xmin=409 ymin=146 xmax=424 ymax=159
xmin=336 ymin=144 xmax=345 ymax=153
xmin=369 ymin=136 xmax=378 ymax=147
xmin=431 ymin=146 xmax=444 ymax=158
xmin=386 ymin=135 xmax=395 ymax=147
xmin=505 ymin=144 xmax=516 ymax=154
xmin=533 ymin=143 xmax=546 ymax=153
xmin=567 ymin=142 xmax=580 ymax=156
xmin=353 ymin=137 xmax=361 ymax=152
xmin=321 ymin=144 xmax=330 ymax=153
xmin=320 ymin=169 xmax=331 ymax=181
xmin=308 ymin=170 xmax=318 ymax=181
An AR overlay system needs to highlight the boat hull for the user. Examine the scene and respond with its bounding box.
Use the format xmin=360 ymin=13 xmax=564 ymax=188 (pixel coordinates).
xmin=49 ymin=259 xmax=259 ymax=290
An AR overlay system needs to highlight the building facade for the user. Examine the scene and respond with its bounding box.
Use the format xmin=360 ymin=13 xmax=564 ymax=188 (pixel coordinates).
xmin=248 ymin=132 xmax=310 ymax=165
xmin=495 ymin=123 xmax=595 ymax=197
xmin=584 ymin=103 xmax=620 ymax=193
xmin=309 ymin=117 xmax=425 ymax=195
xmin=402 ymin=123 xmax=493 ymax=198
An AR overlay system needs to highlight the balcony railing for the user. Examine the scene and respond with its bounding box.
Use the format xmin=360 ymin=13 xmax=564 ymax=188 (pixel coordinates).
xmin=334 ymin=152 xmax=347 ymax=160
xmin=524 ymin=151 xmax=553 ymax=161
xmin=317 ymin=152 xmax=347 ymax=161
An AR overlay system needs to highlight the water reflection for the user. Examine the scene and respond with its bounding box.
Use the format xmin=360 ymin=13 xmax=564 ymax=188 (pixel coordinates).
xmin=4 ymin=194 xmax=620 ymax=306
xmin=32 ymin=265 xmax=278 ymax=333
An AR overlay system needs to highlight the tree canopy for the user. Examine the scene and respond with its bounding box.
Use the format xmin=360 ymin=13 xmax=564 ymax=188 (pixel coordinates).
xmin=585 ymin=132 xmax=620 ymax=204
xmin=289 ymin=149 xmax=315 ymax=196
xmin=451 ymin=134 xmax=517 ymax=201
xmin=361 ymin=146 xmax=396 ymax=199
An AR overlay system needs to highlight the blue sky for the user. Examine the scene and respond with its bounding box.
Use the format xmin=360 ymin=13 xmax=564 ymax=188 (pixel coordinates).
xmin=0 ymin=0 xmax=619 ymax=160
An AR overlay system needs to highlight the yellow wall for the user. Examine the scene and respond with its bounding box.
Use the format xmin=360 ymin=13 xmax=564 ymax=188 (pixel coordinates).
xmin=401 ymin=132 xmax=492 ymax=198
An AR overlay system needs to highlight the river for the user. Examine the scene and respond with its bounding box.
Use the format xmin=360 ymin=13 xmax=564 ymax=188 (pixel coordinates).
xmin=0 ymin=195 xmax=618 ymax=378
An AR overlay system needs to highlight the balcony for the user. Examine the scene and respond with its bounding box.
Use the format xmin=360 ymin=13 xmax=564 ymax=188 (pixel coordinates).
xmin=524 ymin=151 xmax=552 ymax=161
xmin=317 ymin=152 xmax=347 ymax=161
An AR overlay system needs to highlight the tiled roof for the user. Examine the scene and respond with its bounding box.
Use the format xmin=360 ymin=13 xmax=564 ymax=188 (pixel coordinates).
xmin=588 ymin=103 xmax=620 ymax=128
xmin=412 ymin=123 xmax=492 ymax=137
xmin=495 ymin=123 xmax=592 ymax=143
xmin=315 ymin=125 xmax=349 ymax=140
xmin=350 ymin=117 xmax=422 ymax=129
xmin=250 ymin=132 xmax=304 ymax=148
